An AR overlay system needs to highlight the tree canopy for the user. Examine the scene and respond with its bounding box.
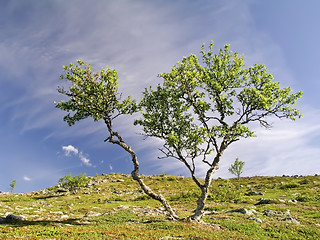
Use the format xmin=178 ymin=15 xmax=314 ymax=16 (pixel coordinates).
xmin=135 ymin=42 xmax=302 ymax=220
xmin=56 ymin=42 xmax=302 ymax=221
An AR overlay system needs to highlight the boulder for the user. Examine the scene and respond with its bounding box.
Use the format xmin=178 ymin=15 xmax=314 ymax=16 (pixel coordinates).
xmin=281 ymin=217 xmax=300 ymax=225
xmin=5 ymin=214 xmax=25 ymax=222
xmin=248 ymin=217 xmax=263 ymax=223
xmin=227 ymin=208 xmax=257 ymax=215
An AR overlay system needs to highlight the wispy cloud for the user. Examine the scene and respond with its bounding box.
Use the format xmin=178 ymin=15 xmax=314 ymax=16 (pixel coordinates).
xmin=23 ymin=176 xmax=31 ymax=181
xmin=62 ymin=145 xmax=79 ymax=156
xmin=62 ymin=145 xmax=92 ymax=167
xmin=79 ymin=152 xmax=92 ymax=167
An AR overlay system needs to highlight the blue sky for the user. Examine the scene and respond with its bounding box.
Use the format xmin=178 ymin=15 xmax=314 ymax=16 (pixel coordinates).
xmin=1 ymin=0 xmax=320 ymax=193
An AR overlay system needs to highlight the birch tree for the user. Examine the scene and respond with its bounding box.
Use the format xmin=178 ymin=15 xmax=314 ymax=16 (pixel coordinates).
xmin=55 ymin=61 xmax=180 ymax=220
xmin=135 ymin=42 xmax=303 ymax=221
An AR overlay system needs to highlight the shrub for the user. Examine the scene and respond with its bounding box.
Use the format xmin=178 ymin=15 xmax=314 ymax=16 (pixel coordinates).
xmin=209 ymin=179 xmax=245 ymax=203
xmin=279 ymin=183 xmax=299 ymax=189
xmin=58 ymin=173 xmax=90 ymax=191
xmin=169 ymin=190 xmax=200 ymax=202
xmin=296 ymin=192 xmax=320 ymax=202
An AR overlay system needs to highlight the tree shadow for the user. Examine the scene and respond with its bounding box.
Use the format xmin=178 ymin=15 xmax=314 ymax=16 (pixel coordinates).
xmin=32 ymin=195 xmax=61 ymax=200
xmin=0 ymin=218 xmax=86 ymax=227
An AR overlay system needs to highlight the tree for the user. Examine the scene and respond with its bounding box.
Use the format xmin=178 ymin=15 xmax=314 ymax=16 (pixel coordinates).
xmin=229 ymin=158 xmax=245 ymax=188
xmin=55 ymin=61 xmax=180 ymax=219
xmin=135 ymin=41 xmax=302 ymax=221
xmin=10 ymin=179 xmax=16 ymax=193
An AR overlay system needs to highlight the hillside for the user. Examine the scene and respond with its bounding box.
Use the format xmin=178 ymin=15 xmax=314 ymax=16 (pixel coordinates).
xmin=0 ymin=173 xmax=319 ymax=239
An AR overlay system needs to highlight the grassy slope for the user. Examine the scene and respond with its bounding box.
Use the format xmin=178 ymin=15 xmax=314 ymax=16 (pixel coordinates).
xmin=0 ymin=173 xmax=319 ymax=239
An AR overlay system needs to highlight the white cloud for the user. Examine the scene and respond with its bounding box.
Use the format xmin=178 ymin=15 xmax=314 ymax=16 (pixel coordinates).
xmin=62 ymin=145 xmax=92 ymax=167
xmin=79 ymin=152 xmax=92 ymax=167
xmin=23 ymin=176 xmax=31 ymax=181
xmin=109 ymin=164 xmax=113 ymax=170
xmin=62 ymin=145 xmax=79 ymax=156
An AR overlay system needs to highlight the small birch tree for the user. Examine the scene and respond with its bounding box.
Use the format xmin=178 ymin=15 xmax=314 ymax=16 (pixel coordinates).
xmin=229 ymin=158 xmax=245 ymax=188
xmin=10 ymin=179 xmax=16 ymax=193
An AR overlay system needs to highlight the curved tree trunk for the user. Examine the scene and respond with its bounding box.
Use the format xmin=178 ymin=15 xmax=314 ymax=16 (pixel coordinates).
xmin=105 ymin=119 xmax=181 ymax=220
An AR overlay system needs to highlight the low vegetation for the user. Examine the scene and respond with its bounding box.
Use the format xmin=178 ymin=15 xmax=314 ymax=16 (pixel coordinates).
xmin=58 ymin=173 xmax=90 ymax=191
xmin=0 ymin=174 xmax=319 ymax=239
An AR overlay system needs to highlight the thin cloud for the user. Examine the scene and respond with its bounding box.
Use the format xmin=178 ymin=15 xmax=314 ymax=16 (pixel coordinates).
xmin=79 ymin=152 xmax=92 ymax=167
xmin=62 ymin=145 xmax=79 ymax=156
xmin=23 ymin=176 xmax=31 ymax=181
xmin=62 ymin=145 xmax=92 ymax=167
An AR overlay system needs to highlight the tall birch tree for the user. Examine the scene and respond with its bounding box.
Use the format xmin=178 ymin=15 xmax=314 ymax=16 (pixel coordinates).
xmin=135 ymin=42 xmax=303 ymax=221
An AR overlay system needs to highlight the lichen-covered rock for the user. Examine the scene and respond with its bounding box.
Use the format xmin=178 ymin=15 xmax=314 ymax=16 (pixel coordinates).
xmin=227 ymin=208 xmax=257 ymax=215
xmin=248 ymin=217 xmax=263 ymax=223
xmin=281 ymin=217 xmax=300 ymax=224
xmin=5 ymin=214 xmax=25 ymax=222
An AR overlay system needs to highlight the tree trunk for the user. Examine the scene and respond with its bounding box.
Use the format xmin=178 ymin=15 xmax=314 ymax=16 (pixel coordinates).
xmin=190 ymin=151 xmax=223 ymax=221
xmin=190 ymin=183 xmax=211 ymax=221
xmin=105 ymin=119 xmax=180 ymax=220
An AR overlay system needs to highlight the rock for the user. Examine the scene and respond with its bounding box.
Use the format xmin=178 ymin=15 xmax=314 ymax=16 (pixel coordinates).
xmin=227 ymin=208 xmax=257 ymax=215
xmin=57 ymin=188 xmax=68 ymax=193
xmin=257 ymin=199 xmax=270 ymax=205
xmin=74 ymin=220 xmax=92 ymax=225
xmin=159 ymin=237 xmax=184 ymax=240
xmin=264 ymin=210 xmax=277 ymax=216
xmin=5 ymin=214 xmax=25 ymax=222
xmin=206 ymin=211 xmax=217 ymax=215
xmin=256 ymin=198 xmax=281 ymax=205
xmin=282 ymin=217 xmax=300 ymax=224
xmin=248 ymin=191 xmax=264 ymax=196
xmin=210 ymin=223 xmax=221 ymax=230
xmin=85 ymin=211 xmax=101 ymax=217
xmin=118 ymin=205 xmax=129 ymax=210
xmin=248 ymin=217 xmax=262 ymax=223
xmin=264 ymin=209 xmax=292 ymax=218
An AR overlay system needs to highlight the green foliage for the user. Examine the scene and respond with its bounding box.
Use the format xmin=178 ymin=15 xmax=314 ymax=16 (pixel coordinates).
xmin=229 ymin=158 xmax=245 ymax=180
xmin=169 ymin=190 xmax=200 ymax=202
xmin=58 ymin=173 xmax=90 ymax=191
xmin=279 ymin=183 xmax=299 ymax=189
xmin=135 ymin=41 xmax=302 ymax=218
xmin=136 ymin=42 xmax=303 ymax=162
xmin=10 ymin=179 xmax=16 ymax=193
xmin=55 ymin=60 xmax=137 ymax=126
xmin=296 ymin=192 xmax=320 ymax=202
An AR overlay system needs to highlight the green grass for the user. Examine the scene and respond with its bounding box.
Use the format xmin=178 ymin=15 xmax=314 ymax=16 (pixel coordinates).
xmin=0 ymin=174 xmax=319 ymax=239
